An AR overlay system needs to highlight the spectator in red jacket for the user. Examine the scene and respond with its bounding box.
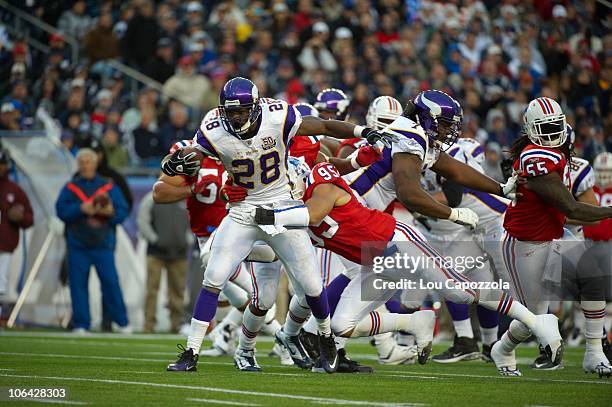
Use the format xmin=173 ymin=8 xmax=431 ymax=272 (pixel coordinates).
xmin=0 ymin=148 xmax=33 ymax=318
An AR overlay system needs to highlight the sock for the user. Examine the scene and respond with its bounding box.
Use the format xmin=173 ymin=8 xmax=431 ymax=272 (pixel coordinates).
xmin=351 ymin=311 xmax=411 ymax=337
xmin=326 ymin=275 xmax=350 ymax=316
xmin=373 ymin=332 xmax=395 ymax=357
xmin=480 ymin=292 xmax=536 ymax=330
xmin=499 ymin=319 xmax=531 ymax=354
xmin=284 ymin=296 xmax=311 ymax=336
xmin=453 ymin=318 xmax=474 ymax=338
xmin=335 ymin=335 xmax=348 ymax=349
xmin=239 ymin=307 xmax=265 ymax=351
xmin=446 ymin=301 xmax=470 ymax=320
xmin=193 ymin=288 xmax=220 ymax=322
xmin=302 ymin=315 xmax=319 ymax=335
xmin=582 ymin=301 xmax=606 ymax=340
xmin=186 ymin=318 xmax=209 ymax=354
xmin=306 ymin=290 xmax=332 ymax=336
xmin=261 ymin=318 xmax=282 ymax=336
xmin=476 ymin=305 xmax=499 ymax=328
xmin=480 ymin=327 xmax=498 ymax=346
xmin=224 ymin=307 xmax=244 ymax=328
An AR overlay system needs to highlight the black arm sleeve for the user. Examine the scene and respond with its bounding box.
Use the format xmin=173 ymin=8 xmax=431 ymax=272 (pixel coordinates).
xmin=441 ymin=179 xmax=464 ymax=208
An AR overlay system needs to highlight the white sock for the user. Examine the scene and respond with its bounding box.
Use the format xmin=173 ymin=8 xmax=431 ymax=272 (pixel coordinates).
xmin=351 ymin=311 xmax=409 ymax=337
xmin=582 ymin=301 xmax=606 ymax=340
xmin=284 ymin=296 xmax=311 ymax=336
xmin=302 ymin=315 xmax=319 ymax=335
xmin=499 ymin=319 xmax=531 ymax=354
xmin=316 ymin=317 xmax=332 ymax=336
xmin=453 ymin=318 xmax=474 ymax=338
xmin=186 ymin=318 xmax=209 ymax=354
xmin=480 ymin=327 xmax=498 ymax=345
xmin=239 ymin=308 xmax=265 ymax=351
xmin=335 ymin=335 xmax=348 ymax=349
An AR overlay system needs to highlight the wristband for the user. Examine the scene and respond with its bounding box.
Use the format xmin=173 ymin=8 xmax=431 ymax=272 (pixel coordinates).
xmin=350 ymin=154 xmax=361 ymax=170
xmin=353 ymin=125 xmax=365 ymax=138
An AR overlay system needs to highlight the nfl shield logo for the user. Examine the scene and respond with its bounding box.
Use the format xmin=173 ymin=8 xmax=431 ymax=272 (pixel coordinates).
xmin=262 ymin=137 xmax=276 ymax=150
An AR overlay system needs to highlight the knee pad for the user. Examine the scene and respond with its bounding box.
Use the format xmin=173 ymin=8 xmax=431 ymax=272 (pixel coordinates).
xmin=331 ymin=313 xmax=354 ymax=336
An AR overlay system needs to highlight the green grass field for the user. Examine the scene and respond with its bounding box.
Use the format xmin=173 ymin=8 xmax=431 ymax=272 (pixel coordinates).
xmin=0 ymin=331 xmax=610 ymax=406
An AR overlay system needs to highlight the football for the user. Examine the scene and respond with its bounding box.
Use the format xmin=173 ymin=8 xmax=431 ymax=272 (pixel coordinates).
xmin=178 ymin=146 xmax=205 ymax=164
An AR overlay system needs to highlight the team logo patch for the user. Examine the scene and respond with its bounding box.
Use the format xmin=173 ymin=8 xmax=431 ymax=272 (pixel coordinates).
xmin=261 ymin=136 xmax=276 ymax=150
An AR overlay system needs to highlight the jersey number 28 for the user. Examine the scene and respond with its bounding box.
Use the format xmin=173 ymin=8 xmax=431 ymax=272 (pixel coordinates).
xmin=232 ymin=151 xmax=281 ymax=189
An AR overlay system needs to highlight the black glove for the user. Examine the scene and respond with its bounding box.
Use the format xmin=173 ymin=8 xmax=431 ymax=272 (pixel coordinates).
xmin=361 ymin=127 xmax=399 ymax=148
xmin=253 ymin=207 xmax=275 ymax=225
xmin=500 ymin=158 xmax=514 ymax=180
xmin=161 ymin=149 xmax=200 ymax=176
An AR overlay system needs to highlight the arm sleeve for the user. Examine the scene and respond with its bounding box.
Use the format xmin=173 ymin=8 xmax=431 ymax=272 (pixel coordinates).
xmin=108 ymin=185 xmax=129 ymax=225
xmin=55 ymin=186 xmax=83 ymax=223
xmin=441 ymin=179 xmax=464 ymax=208
xmin=136 ymin=192 xmax=158 ymax=243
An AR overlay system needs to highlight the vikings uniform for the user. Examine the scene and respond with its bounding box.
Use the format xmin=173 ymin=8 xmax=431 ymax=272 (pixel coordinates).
xmin=566 ymin=157 xmax=596 ymax=239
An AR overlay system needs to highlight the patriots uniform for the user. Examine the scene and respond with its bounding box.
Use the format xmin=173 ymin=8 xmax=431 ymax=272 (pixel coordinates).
xmin=343 ymin=115 xmax=438 ymax=211
xmin=194 ymin=99 xmax=302 ymax=206
xmin=504 ymin=144 xmax=569 ymax=241
xmin=288 ymin=135 xmax=320 ymax=168
xmin=584 ymin=185 xmax=612 ymax=241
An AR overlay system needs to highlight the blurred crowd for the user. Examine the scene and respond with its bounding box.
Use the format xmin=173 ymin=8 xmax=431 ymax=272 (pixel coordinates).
xmin=0 ymin=0 xmax=610 ymax=174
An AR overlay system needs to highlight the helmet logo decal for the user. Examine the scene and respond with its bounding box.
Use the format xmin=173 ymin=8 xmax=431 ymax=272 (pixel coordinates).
xmin=420 ymin=93 xmax=442 ymax=117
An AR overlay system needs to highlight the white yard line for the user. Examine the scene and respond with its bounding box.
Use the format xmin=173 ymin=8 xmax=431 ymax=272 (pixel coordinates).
xmin=378 ymin=374 xmax=441 ymax=380
xmin=0 ymin=373 xmax=419 ymax=407
xmin=186 ymin=398 xmax=260 ymax=406
xmin=0 ymin=331 xmax=277 ymax=342
xmin=383 ymin=369 xmax=612 ymax=385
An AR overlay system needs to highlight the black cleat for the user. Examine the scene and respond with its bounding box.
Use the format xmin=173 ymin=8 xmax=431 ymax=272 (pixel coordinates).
xmin=337 ymin=349 xmax=373 ymax=373
xmin=318 ymin=333 xmax=338 ymax=373
xmin=481 ymin=343 xmax=494 ymax=363
xmin=432 ymin=336 xmax=480 ymax=364
xmin=603 ymin=338 xmax=612 ymax=364
xmin=529 ymin=344 xmax=562 ymax=370
xmin=167 ymin=344 xmax=198 ymax=372
xmin=275 ymin=328 xmax=313 ymax=369
xmin=299 ymin=329 xmax=320 ymax=360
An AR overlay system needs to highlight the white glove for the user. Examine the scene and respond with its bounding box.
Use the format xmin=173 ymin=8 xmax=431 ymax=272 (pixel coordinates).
xmin=228 ymin=205 xmax=256 ymax=225
xmin=500 ymin=172 xmax=520 ymax=200
xmin=448 ymin=208 xmax=479 ymax=230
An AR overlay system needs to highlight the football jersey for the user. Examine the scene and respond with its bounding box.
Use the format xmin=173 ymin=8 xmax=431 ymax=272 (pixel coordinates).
xmin=170 ymin=138 xmax=228 ymax=237
xmin=504 ymin=144 xmax=569 ymax=241
xmin=566 ymin=157 xmax=596 ymax=238
xmin=343 ymin=115 xmax=439 ymax=211
xmin=304 ymin=162 xmax=396 ymax=264
xmin=288 ymin=135 xmax=320 ymax=168
xmin=583 ymin=185 xmax=612 ymax=241
xmin=194 ymin=99 xmax=302 ymax=205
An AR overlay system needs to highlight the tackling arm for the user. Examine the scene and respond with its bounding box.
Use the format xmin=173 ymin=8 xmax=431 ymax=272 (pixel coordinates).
xmin=432 ymin=152 xmax=503 ymax=196
xmin=152 ymin=173 xmax=192 ymax=204
xmin=566 ymin=188 xmax=599 ymax=226
xmin=527 ymin=173 xmax=612 ymax=222
xmin=305 ymin=183 xmax=351 ymax=225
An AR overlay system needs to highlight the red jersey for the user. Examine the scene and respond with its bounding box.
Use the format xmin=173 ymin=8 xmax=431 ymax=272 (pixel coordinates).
xmin=583 ymin=185 xmax=612 ymax=241
xmin=288 ymin=136 xmax=320 ymax=168
xmin=504 ymin=144 xmax=569 ymax=241
xmin=303 ymin=162 xmax=396 ymax=264
xmin=336 ymin=138 xmax=363 ymax=157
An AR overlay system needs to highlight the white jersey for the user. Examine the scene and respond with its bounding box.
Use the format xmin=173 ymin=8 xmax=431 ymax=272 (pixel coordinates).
xmin=566 ymin=157 xmax=595 ymax=239
xmin=343 ymin=115 xmax=439 ymax=210
xmin=194 ymin=99 xmax=302 ymax=205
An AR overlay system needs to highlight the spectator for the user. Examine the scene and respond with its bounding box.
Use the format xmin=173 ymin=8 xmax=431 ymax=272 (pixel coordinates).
xmin=131 ymin=106 xmax=162 ymax=165
xmin=0 ymin=102 xmax=21 ymax=130
xmin=137 ymin=191 xmax=190 ymax=333
xmin=0 ymin=148 xmax=33 ymax=317
xmin=122 ymin=0 xmax=158 ymax=69
xmin=481 ymin=142 xmax=505 ymax=182
xmin=57 ymin=0 xmax=92 ymax=41
xmin=298 ymin=22 xmax=338 ymax=73
xmin=101 ymin=127 xmax=130 ymax=172
xmin=144 ymin=38 xmax=175 ymax=83
xmin=160 ymin=103 xmax=191 ymax=152
xmin=55 ymin=148 xmax=129 ymax=333
xmin=84 ymin=11 xmax=120 ymax=64
xmin=162 ymin=55 xmax=211 ymax=111
xmin=486 ymin=109 xmax=514 ymax=148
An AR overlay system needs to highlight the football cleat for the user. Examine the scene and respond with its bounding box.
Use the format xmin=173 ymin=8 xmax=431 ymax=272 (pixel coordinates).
xmin=299 ymin=329 xmax=321 ymax=360
xmin=313 ymin=348 xmax=373 ymax=373
xmin=432 ymin=336 xmax=480 ymax=364
xmin=602 ymin=338 xmax=612 ymax=363
xmin=482 ymin=343 xmax=493 ymax=363
xmin=269 ymin=343 xmax=294 ymax=366
xmin=531 ymin=314 xmax=564 ymax=367
xmin=529 ymin=344 xmax=562 ymax=370
xmin=491 ymin=341 xmax=521 ymax=377
xmin=275 ymin=328 xmax=313 ymax=369
xmin=234 ymin=348 xmax=262 ymax=372
xmin=583 ymin=349 xmax=612 ymax=378
xmin=318 ymin=333 xmax=338 ymax=373
xmin=409 ymin=310 xmax=435 ymax=364
xmin=379 ymin=344 xmax=418 ymax=365
xmin=167 ymin=344 xmax=198 ymax=372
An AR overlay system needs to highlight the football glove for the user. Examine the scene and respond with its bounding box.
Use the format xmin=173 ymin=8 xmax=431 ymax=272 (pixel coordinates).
xmin=351 ymin=145 xmax=383 ymax=169
xmin=500 ymin=172 xmax=520 ymax=200
xmin=361 ymin=127 xmax=399 ymax=148
xmin=162 ymin=149 xmax=200 ymax=177
xmin=448 ymin=207 xmax=479 ymax=230
xmin=220 ymin=177 xmax=248 ymax=203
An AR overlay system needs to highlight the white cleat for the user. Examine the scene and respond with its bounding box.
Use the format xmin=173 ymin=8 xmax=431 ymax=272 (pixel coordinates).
xmin=583 ymin=351 xmax=612 ymax=378
xmin=531 ymin=314 xmax=564 ymax=367
xmin=379 ymin=345 xmax=418 ymax=365
xmin=408 ymin=310 xmax=435 ymax=365
xmin=200 ymin=345 xmax=227 ymax=357
xmin=491 ymin=341 xmax=522 ymax=377
xmin=271 ymin=343 xmax=295 ymax=366
xmin=234 ymin=348 xmax=262 ymax=372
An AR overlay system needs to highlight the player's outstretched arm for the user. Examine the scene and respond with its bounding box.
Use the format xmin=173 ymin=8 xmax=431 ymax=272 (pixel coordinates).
xmin=431 ymin=152 xmax=506 ymax=196
xmin=566 ymin=188 xmax=599 ymax=226
xmin=152 ymin=173 xmax=192 ymax=204
xmin=305 ymin=183 xmax=350 ymax=224
xmin=527 ymin=173 xmax=612 ymax=222
xmin=297 ymin=116 xmax=394 ymax=146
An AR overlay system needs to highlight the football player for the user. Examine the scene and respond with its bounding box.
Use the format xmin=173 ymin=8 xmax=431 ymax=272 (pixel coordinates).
xmin=314 ymin=88 xmax=351 ymax=156
xmin=493 ymin=97 xmax=612 ymax=376
xmin=164 ymin=77 xmax=393 ymax=373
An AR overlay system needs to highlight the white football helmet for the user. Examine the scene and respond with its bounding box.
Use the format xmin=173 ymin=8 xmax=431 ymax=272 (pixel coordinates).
xmin=523 ymin=97 xmax=567 ymax=147
xmin=593 ymin=152 xmax=612 ymax=188
xmin=366 ymin=96 xmax=403 ymax=131
xmin=287 ymin=156 xmax=311 ymax=199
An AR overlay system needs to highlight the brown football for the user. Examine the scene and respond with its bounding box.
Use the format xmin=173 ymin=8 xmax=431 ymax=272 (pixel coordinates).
xmin=179 ymin=146 xmax=205 ymax=163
